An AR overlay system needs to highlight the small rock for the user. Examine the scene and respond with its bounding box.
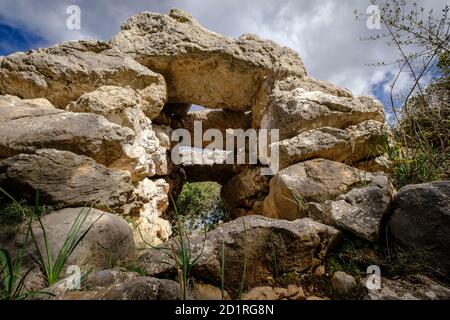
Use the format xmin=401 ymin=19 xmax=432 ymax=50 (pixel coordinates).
xmin=242 ymin=287 xmax=279 ymax=300
xmin=331 ymin=271 xmax=356 ymax=295
xmin=190 ymin=283 xmax=231 ymax=300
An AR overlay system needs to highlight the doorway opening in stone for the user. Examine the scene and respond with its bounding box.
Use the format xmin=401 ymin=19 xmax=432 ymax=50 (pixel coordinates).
xmin=155 ymin=102 xmax=256 ymax=236
xmin=170 ymin=181 xmax=229 ymax=236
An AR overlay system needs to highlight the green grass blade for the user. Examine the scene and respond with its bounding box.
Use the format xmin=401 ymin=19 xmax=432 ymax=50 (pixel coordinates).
xmin=238 ymin=218 xmax=248 ymax=300
xmin=220 ymin=240 xmax=225 ymax=300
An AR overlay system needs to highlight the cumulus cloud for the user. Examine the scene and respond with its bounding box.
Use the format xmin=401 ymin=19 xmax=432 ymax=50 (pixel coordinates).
xmin=0 ymin=0 xmax=444 ymax=99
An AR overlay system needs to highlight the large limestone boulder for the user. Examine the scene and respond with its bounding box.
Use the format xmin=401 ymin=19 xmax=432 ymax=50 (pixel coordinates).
xmin=389 ymin=181 xmax=450 ymax=274
xmin=0 ymin=100 xmax=136 ymax=168
xmin=309 ymin=175 xmax=393 ymax=242
xmin=259 ymin=88 xmax=385 ymax=140
xmin=39 ymin=270 xmax=179 ymax=300
xmin=112 ymin=9 xmax=306 ymax=111
xmin=0 ymin=95 xmax=63 ymax=123
xmin=67 ymin=86 xmax=170 ymax=179
xmin=0 ymin=149 xmax=138 ymax=215
xmin=0 ymin=41 xmax=166 ymax=112
xmin=67 ymin=85 xmax=162 ymax=123
xmin=272 ymin=120 xmax=388 ymax=170
xmin=139 ymin=215 xmax=341 ymax=297
xmin=263 ymin=159 xmax=372 ymax=220
xmin=252 ymin=76 xmax=354 ymax=129
xmin=221 ymin=166 xmax=270 ymax=215
xmin=14 ymin=208 xmax=135 ymax=270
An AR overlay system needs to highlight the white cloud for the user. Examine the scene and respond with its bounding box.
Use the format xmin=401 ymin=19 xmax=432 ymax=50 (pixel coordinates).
xmin=0 ymin=0 xmax=444 ymax=99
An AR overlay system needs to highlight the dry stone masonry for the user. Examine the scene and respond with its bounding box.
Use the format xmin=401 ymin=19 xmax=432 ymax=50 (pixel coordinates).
xmin=0 ymin=8 xmax=391 ymax=247
xmin=1 ymin=8 xmax=449 ymax=300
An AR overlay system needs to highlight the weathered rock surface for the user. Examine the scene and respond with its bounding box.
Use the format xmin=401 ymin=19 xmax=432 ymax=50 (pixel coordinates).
xmin=0 ymin=8 xmax=405 ymax=301
xmin=331 ymin=271 xmax=356 ymax=295
xmin=389 ymin=181 xmax=450 ymax=274
xmin=364 ymin=274 xmax=450 ymax=300
xmin=0 ymin=41 xmax=166 ymax=110
xmin=0 ymin=149 xmax=137 ymax=214
xmin=0 ymin=102 xmax=136 ymax=168
xmin=259 ymin=88 xmax=385 ymax=140
xmin=222 ymin=166 xmax=270 ymax=214
xmin=67 ymin=86 xmax=169 ymax=179
xmin=112 ymin=9 xmax=306 ymax=111
xmin=242 ymin=285 xmax=306 ymax=300
xmin=263 ymin=159 xmax=372 ymax=220
xmin=0 ymin=95 xmax=63 ymax=123
xmin=14 ymin=208 xmax=135 ymax=270
xmin=132 ymin=178 xmax=172 ymax=246
xmin=132 ymin=216 xmax=172 ymax=248
xmin=40 ymin=269 xmax=179 ymax=300
xmin=252 ymin=76 xmax=354 ymax=129
xmin=272 ymin=120 xmax=388 ymax=170
xmin=139 ymin=215 xmax=341 ymax=296
xmin=135 ymin=178 xmax=170 ymax=219
xmin=309 ymin=175 xmax=393 ymax=242
xmin=153 ymin=124 xmax=172 ymax=150
xmin=190 ymin=282 xmax=231 ymax=300
xmin=67 ymin=85 xmax=161 ymax=124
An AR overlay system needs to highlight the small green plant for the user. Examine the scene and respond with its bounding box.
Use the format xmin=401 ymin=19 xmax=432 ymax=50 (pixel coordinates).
xmin=325 ymin=234 xmax=378 ymax=277
xmin=0 ymin=187 xmax=99 ymax=294
xmin=385 ymin=138 xmax=448 ymax=188
xmin=122 ymin=262 xmax=148 ymax=277
xmin=0 ymin=191 xmax=60 ymax=227
xmin=0 ymin=188 xmax=35 ymax=300
xmin=29 ymin=191 xmax=101 ymax=286
xmin=282 ymin=193 xmax=309 ymax=214
xmin=271 ymin=235 xmax=279 ymax=278
xmin=220 ymin=240 xmax=225 ymax=300
xmin=0 ymin=248 xmax=33 ymax=300
xmin=238 ymin=218 xmax=248 ymax=300
xmin=143 ymin=197 xmax=206 ymax=300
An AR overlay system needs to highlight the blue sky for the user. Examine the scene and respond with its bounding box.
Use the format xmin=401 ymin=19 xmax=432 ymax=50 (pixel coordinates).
xmin=0 ymin=23 xmax=46 ymax=55
xmin=0 ymin=0 xmax=445 ymax=117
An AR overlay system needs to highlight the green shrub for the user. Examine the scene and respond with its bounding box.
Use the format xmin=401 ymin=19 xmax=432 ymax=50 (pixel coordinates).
xmin=0 ymin=247 xmax=34 ymax=300
xmin=176 ymin=182 xmax=228 ymax=233
xmin=387 ymin=76 xmax=450 ymax=188
xmin=386 ymin=140 xmax=448 ymax=188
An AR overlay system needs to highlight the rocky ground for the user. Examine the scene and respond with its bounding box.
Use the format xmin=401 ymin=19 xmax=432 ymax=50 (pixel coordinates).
xmin=0 ymin=8 xmax=449 ymax=300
